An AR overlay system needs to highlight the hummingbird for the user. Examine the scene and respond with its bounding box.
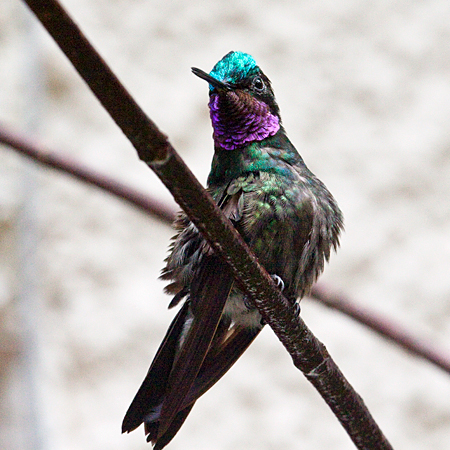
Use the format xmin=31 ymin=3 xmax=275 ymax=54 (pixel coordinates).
xmin=122 ymin=51 xmax=343 ymax=449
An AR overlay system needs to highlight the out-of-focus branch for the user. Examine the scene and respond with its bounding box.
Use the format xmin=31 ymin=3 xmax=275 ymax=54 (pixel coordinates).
xmin=3 ymin=124 xmax=450 ymax=376
xmin=310 ymin=284 xmax=450 ymax=375
xmin=0 ymin=125 xmax=176 ymax=224
xmin=19 ymin=1 xmax=393 ymax=448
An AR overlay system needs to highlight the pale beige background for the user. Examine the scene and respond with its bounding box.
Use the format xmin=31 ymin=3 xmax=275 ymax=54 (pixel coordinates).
xmin=1 ymin=1 xmax=450 ymax=449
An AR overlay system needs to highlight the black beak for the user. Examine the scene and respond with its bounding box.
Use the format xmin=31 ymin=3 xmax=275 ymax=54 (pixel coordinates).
xmin=191 ymin=67 xmax=231 ymax=91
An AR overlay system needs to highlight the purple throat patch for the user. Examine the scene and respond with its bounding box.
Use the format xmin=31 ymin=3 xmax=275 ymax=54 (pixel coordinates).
xmin=208 ymin=91 xmax=280 ymax=150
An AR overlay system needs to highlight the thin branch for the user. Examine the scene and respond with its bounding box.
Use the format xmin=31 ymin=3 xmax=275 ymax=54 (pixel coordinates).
xmin=310 ymin=284 xmax=450 ymax=375
xmin=0 ymin=125 xmax=176 ymax=224
xmin=20 ymin=1 xmax=393 ymax=448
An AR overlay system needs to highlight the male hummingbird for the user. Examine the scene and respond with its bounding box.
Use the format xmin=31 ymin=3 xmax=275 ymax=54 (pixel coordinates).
xmin=122 ymin=51 xmax=343 ymax=449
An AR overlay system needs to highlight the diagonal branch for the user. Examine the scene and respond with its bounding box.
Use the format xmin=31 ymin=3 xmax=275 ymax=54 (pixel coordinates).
xmin=310 ymin=284 xmax=450 ymax=375
xmin=0 ymin=124 xmax=177 ymax=224
xmin=20 ymin=0 xmax=393 ymax=448
xmin=2 ymin=124 xmax=450 ymax=376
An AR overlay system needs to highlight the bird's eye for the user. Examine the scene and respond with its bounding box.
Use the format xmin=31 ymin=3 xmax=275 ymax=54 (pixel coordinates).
xmin=252 ymin=76 xmax=265 ymax=92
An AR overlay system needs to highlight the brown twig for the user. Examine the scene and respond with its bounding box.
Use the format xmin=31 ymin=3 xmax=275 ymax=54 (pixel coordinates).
xmin=310 ymin=284 xmax=450 ymax=375
xmin=3 ymin=124 xmax=450 ymax=377
xmin=19 ymin=1 xmax=393 ymax=448
xmin=0 ymin=125 xmax=176 ymax=224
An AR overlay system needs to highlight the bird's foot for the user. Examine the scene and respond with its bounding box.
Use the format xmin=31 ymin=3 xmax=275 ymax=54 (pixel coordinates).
xmin=269 ymin=275 xmax=299 ymax=316
xmin=270 ymin=274 xmax=285 ymax=292
xmin=292 ymin=301 xmax=301 ymax=317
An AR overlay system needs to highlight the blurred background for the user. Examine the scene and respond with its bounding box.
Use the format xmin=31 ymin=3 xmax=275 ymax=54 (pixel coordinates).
xmin=1 ymin=1 xmax=450 ymax=449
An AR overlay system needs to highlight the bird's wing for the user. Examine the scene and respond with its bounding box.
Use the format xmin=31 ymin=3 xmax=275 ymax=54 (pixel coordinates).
xmin=123 ymin=183 xmax=260 ymax=449
xmin=156 ymin=254 xmax=235 ymax=439
xmin=122 ymin=301 xmax=191 ymax=433
xmin=182 ymin=324 xmax=262 ymax=408
xmin=122 ymin=256 xmax=235 ymax=447
xmin=150 ymin=322 xmax=261 ymax=449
